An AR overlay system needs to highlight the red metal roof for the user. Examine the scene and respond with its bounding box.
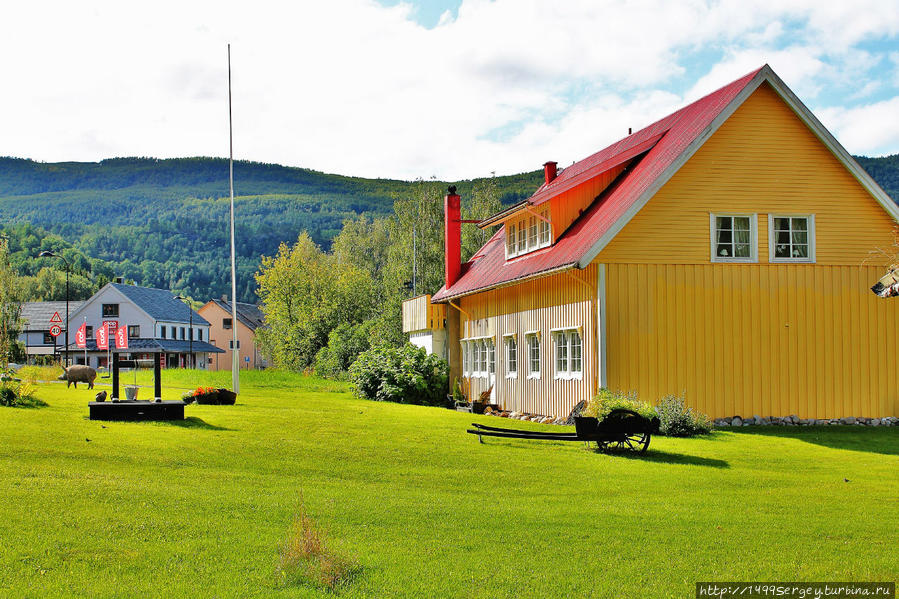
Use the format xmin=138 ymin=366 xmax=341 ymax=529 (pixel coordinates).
xmin=432 ymin=66 xmax=764 ymax=302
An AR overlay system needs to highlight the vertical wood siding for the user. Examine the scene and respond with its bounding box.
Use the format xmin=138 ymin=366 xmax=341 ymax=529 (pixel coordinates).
xmin=458 ymin=265 xmax=597 ymax=417
xmin=605 ymin=263 xmax=899 ymax=418
xmin=402 ymin=295 xmax=445 ymax=333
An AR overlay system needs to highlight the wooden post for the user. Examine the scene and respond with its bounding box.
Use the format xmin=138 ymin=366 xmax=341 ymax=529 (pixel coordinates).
xmin=154 ymin=353 xmax=162 ymax=400
xmin=112 ymin=352 xmax=120 ymax=400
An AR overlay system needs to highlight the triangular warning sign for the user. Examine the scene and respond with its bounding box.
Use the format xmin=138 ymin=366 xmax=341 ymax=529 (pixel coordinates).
xmin=50 ymin=311 xmax=62 ymax=323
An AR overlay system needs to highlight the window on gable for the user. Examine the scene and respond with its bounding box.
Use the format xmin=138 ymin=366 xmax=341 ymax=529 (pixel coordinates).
xmin=539 ymin=207 xmax=551 ymax=245
xmin=102 ymin=303 xmax=119 ymax=317
xmin=553 ymin=328 xmax=583 ymax=379
xmin=128 ymin=325 xmax=140 ymax=339
xmin=770 ymin=215 xmax=814 ymax=262
xmin=505 ymin=209 xmax=554 ymax=259
xmin=506 ymin=223 xmax=517 ymax=257
xmin=711 ymin=214 xmax=757 ymax=262
xmin=223 ymin=318 xmax=232 ymax=330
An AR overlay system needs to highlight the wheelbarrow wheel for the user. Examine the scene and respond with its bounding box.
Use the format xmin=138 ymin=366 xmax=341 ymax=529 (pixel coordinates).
xmin=603 ymin=431 xmax=651 ymax=453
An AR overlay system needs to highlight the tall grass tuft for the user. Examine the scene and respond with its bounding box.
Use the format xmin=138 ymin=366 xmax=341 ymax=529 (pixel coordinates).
xmin=277 ymin=507 xmax=359 ymax=591
xmin=17 ymin=365 xmax=64 ymax=384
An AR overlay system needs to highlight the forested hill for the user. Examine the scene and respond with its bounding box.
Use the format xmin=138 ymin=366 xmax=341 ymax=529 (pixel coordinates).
xmin=1 ymin=155 xmax=896 ymax=304
xmin=0 ymin=156 xmax=543 ymax=302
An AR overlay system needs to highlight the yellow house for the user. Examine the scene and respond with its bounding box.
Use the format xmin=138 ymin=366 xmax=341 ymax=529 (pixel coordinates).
xmin=427 ymin=65 xmax=899 ymax=420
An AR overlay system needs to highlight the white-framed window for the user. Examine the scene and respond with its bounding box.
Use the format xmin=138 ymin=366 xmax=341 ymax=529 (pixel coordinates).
xmin=553 ymin=328 xmax=583 ymax=379
xmin=527 ymin=216 xmax=538 ymax=248
xmin=769 ymin=214 xmax=815 ymax=263
xmin=525 ymin=332 xmax=541 ymax=379
xmin=539 ymin=207 xmax=551 ymax=245
xmin=505 ymin=209 xmax=554 ymax=259
xmin=711 ymin=214 xmax=757 ymax=262
xmin=504 ymin=334 xmax=517 ymax=378
xmin=462 ymin=337 xmax=494 ymax=379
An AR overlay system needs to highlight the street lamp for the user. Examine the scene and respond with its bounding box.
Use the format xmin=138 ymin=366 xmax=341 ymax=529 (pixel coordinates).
xmin=38 ymin=250 xmax=69 ymax=367
xmin=174 ymin=295 xmax=193 ymax=369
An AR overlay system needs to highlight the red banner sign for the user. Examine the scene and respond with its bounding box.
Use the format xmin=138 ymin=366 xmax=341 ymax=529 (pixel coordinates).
xmin=75 ymin=323 xmax=87 ymax=348
xmin=115 ymin=325 xmax=128 ymax=350
xmin=96 ymin=323 xmax=109 ymax=350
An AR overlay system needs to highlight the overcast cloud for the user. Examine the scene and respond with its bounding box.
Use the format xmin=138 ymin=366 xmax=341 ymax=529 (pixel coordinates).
xmin=1 ymin=0 xmax=897 ymax=180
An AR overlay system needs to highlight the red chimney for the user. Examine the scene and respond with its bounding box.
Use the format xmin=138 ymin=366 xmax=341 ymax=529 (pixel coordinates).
xmin=444 ymin=186 xmax=462 ymax=289
xmin=543 ymin=161 xmax=557 ymax=185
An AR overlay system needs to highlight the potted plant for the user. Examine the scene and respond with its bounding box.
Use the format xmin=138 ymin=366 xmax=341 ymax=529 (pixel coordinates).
xmin=470 ymin=384 xmax=493 ymax=415
xmin=451 ymin=378 xmax=470 ymax=412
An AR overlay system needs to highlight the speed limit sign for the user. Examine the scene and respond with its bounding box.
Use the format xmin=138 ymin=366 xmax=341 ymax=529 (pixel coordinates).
xmin=49 ymin=325 xmax=62 ymax=337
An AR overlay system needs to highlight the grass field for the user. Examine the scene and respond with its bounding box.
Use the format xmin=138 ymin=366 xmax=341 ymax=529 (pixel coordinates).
xmin=1 ymin=370 xmax=897 ymax=598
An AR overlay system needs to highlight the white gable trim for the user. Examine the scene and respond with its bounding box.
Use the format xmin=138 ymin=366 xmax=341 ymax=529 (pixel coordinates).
xmin=67 ymin=283 xmax=157 ymax=326
xmin=577 ymin=65 xmax=899 ymax=268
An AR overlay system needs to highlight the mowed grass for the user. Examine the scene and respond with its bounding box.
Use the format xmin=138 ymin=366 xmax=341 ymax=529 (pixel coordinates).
xmin=1 ymin=371 xmax=897 ymax=598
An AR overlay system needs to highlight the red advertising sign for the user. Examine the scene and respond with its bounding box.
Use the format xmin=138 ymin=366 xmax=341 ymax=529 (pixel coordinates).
xmin=75 ymin=323 xmax=87 ymax=348
xmin=115 ymin=325 xmax=128 ymax=350
xmin=103 ymin=320 xmax=118 ymax=332
xmin=96 ymin=323 xmax=109 ymax=350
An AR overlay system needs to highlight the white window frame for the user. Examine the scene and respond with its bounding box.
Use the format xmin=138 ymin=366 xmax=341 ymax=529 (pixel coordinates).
xmin=768 ymin=214 xmax=815 ymax=263
xmin=551 ymin=327 xmax=583 ymax=380
xmin=710 ymin=213 xmax=758 ymax=263
xmin=525 ymin=331 xmax=541 ymax=379
xmin=505 ymin=209 xmax=554 ymax=260
xmin=462 ymin=336 xmax=494 ymax=379
xmin=504 ymin=334 xmax=518 ymax=379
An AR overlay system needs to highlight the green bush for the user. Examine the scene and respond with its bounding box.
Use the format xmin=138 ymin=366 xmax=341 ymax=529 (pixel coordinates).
xmin=656 ymin=393 xmax=712 ymax=437
xmin=0 ymin=376 xmax=44 ymax=408
xmin=348 ymin=344 xmax=449 ymax=406
xmin=582 ymin=388 xmax=656 ymax=421
xmin=313 ymin=321 xmax=375 ymax=380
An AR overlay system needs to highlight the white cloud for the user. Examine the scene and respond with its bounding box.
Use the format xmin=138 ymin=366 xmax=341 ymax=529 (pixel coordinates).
xmin=0 ymin=0 xmax=897 ymax=180
xmin=818 ymin=97 xmax=899 ymax=157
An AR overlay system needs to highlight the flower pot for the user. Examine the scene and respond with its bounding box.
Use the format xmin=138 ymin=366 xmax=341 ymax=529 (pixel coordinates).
xmin=124 ymin=386 xmax=139 ymax=401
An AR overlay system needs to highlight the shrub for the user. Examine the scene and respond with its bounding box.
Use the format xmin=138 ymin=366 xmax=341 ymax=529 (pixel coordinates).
xmin=277 ymin=507 xmax=359 ymax=591
xmin=582 ymin=388 xmax=656 ymax=421
xmin=348 ymin=344 xmax=449 ymax=406
xmin=0 ymin=377 xmax=44 ymax=408
xmin=313 ymin=320 xmax=375 ymax=380
xmin=656 ymin=393 xmax=712 ymax=437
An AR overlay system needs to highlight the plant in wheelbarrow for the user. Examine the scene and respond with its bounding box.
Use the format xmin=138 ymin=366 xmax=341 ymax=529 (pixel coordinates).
xmin=577 ymin=389 xmax=659 ymax=453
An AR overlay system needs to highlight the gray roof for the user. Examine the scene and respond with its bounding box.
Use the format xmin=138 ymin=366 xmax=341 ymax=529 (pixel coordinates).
xmin=110 ymin=283 xmax=209 ymax=326
xmin=211 ymin=299 xmax=265 ymax=331
xmin=20 ymin=301 xmax=86 ymax=330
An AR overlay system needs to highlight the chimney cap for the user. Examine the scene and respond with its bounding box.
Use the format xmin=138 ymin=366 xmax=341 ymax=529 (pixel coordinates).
xmin=543 ymin=161 xmax=557 ymax=167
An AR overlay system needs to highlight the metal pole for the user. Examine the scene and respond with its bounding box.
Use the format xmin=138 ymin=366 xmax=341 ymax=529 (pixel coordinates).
xmin=412 ymin=225 xmax=416 ymax=296
xmin=228 ymin=43 xmax=239 ymax=394
xmin=65 ymin=263 xmax=69 ymax=367
xmin=189 ymin=306 xmax=193 ymax=369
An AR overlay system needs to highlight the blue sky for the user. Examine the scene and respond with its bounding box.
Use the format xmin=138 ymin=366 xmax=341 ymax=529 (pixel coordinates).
xmin=0 ymin=0 xmax=897 ymax=179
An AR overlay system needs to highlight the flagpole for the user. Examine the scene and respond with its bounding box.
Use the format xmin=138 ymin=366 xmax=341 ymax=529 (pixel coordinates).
xmin=228 ymin=43 xmax=240 ymax=394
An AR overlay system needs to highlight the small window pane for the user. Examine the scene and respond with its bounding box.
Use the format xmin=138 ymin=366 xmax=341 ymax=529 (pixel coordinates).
xmin=791 ymin=218 xmax=807 ymax=231
xmin=570 ymin=331 xmax=582 ymax=373
xmin=507 ymin=224 xmax=516 ymax=255
xmin=539 ymin=209 xmax=551 ymax=245
xmin=716 ymin=217 xmax=732 ymax=231
xmin=734 ymin=217 xmax=750 ymax=230
xmin=517 ymin=224 xmax=527 ymax=253
xmin=734 ymin=243 xmax=750 ymax=257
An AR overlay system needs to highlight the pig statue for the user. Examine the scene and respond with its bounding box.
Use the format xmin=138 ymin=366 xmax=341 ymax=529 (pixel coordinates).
xmin=58 ymin=365 xmax=97 ymax=389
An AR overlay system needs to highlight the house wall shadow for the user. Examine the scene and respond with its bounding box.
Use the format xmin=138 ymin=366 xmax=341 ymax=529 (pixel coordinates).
xmin=725 ymin=426 xmax=899 ymax=456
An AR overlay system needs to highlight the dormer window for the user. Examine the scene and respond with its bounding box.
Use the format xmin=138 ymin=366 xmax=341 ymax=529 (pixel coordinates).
xmin=506 ymin=206 xmax=553 ymax=258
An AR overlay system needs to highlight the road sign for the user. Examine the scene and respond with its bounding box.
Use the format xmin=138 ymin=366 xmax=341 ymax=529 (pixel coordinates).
xmin=49 ymin=325 xmax=62 ymax=337
xmin=50 ymin=312 xmax=62 ymax=324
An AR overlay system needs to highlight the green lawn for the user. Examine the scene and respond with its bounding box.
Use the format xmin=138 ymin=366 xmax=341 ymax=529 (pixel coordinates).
xmin=1 ymin=371 xmax=897 ymax=598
